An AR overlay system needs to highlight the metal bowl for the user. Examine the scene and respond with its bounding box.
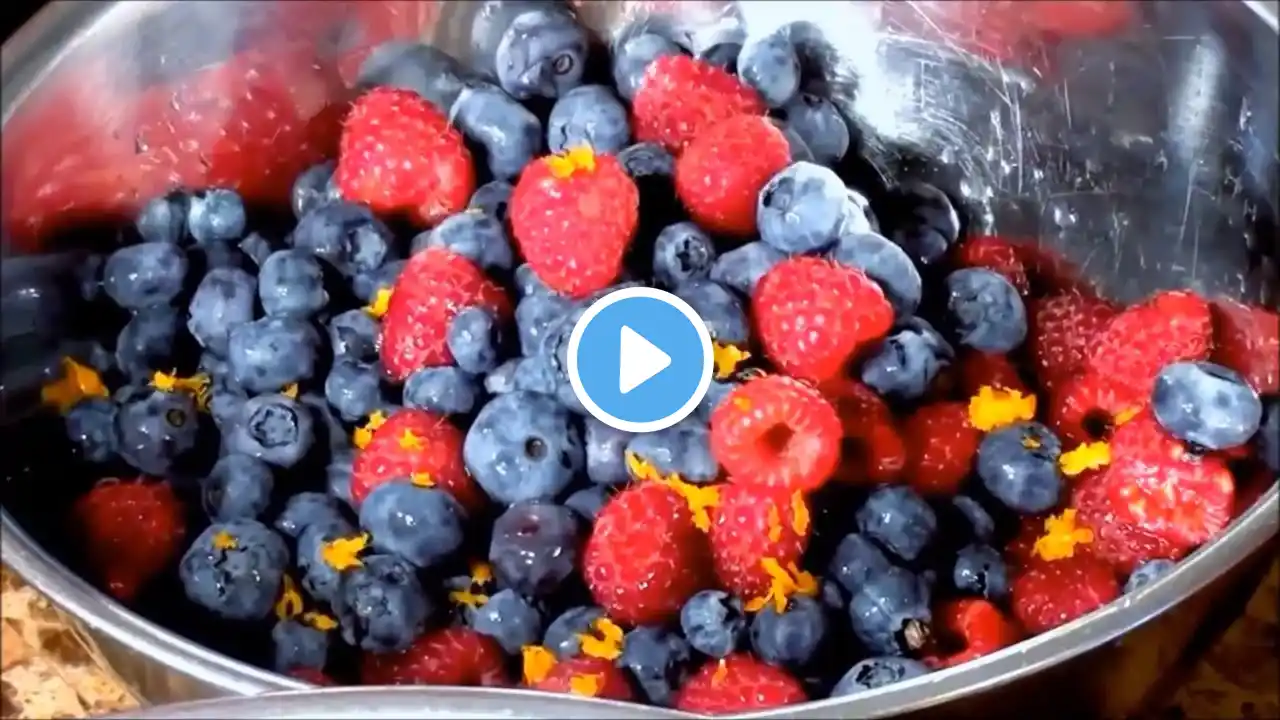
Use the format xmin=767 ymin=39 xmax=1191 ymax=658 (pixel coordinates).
xmin=3 ymin=1 xmax=1278 ymax=717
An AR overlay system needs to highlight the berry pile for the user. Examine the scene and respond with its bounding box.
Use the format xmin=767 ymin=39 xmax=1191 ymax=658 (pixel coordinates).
xmin=8 ymin=5 xmax=1277 ymax=715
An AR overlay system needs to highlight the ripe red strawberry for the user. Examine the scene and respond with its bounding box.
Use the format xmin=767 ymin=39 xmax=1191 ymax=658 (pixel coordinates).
xmin=1010 ymin=555 xmax=1119 ymax=635
xmin=710 ymin=375 xmax=842 ymax=493
xmin=1046 ymin=371 xmax=1133 ymax=447
xmin=631 ymin=55 xmax=766 ymax=153
xmin=289 ymin=667 xmax=337 ymax=686
xmin=674 ymin=115 xmax=791 ymax=237
xmin=361 ymin=627 xmax=508 ymax=686
xmin=956 ymin=351 xmax=1029 ymax=397
xmin=1084 ymin=290 xmax=1214 ymax=401
xmin=674 ymin=654 xmax=807 ymax=714
xmin=335 ymin=87 xmax=473 ymax=227
xmin=1210 ymin=298 xmax=1280 ymax=395
xmin=925 ymin=598 xmax=1022 ymax=669
xmin=350 ymin=408 xmax=484 ymax=513
xmin=508 ymin=148 xmax=640 ymax=299
xmin=379 ymin=248 xmax=512 ymax=381
xmin=821 ymin=377 xmax=906 ymax=485
xmin=532 ymin=656 xmax=635 ymax=701
xmin=709 ymin=484 xmax=811 ymax=598
xmin=900 ymin=402 xmax=981 ymax=497
xmin=72 ymin=477 xmax=186 ymax=603
xmin=1027 ymin=291 xmax=1118 ymax=393
xmin=583 ymin=482 xmax=711 ymax=626
xmin=753 ymin=257 xmax=894 ymax=383
xmin=951 ymin=235 xmax=1031 ymax=295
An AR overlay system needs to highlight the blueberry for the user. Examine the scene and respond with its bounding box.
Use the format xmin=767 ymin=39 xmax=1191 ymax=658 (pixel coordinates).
xmin=547 ymin=84 xmax=631 ymax=155
xmin=447 ymin=308 xmax=502 ymax=375
xmin=225 ymin=393 xmax=315 ymax=468
xmin=564 ymin=485 xmax=610 ymax=522
xmin=351 ymin=260 xmax=406 ymax=304
xmin=450 ymin=82 xmax=543 ymax=181
xmin=187 ymin=267 xmax=257 ymax=356
xmin=187 ymin=189 xmax=247 ymax=244
xmin=829 ymin=232 xmax=922 ymax=319
xmin=466 ymin=588 xmax=543 ymax=654
xmin=612 ymin=33 xmax=683 ymax=100
xmin=227 ymin=316 xmax=321 ymax=394
xmin=290 ymin=202 xmax=393 ymax=277
xmin=516 ymin=292 xmax=574 ymax=357
xmin=326 ymin=360 xmax=385 ymax=423
xmin=626 ymin=421 xmax=718 ymax=484
xmin=620 ymin=626 xmax=693 ymax=707
xmin=259 ymin=250 xmax=330 ymax=319
xmin=327 ymin=454 xmax=357 ymax=508
xmin=695 ymin=380 xmax=738 ymax=423
xmin=179 ymin=520 xmax=289 ymax=620
xmin=274 ymin=491 xmax=346 ymax=539
xmin=1152 ymin=361 xmax=1263 ymax=450
xmin=291 ymin=162 xmax=340 ymax=219
xmin=859 ymin=317 xmax=955 ymax=400
xmin=402 ymin=367 xmax=477 ymax=416
xmin=828 ymin=533 xmax=894 ymax=595
xmin=885 ymin=181 xmax=960 ymax=265
xmin=652 ymin=222 xmax=715 ymax=290
xmin=116 ymin=387 xmax=200 ymax=476
xmin=485 ymin=359 xmax=521 ymax=395
xmin=328 ymin=309 xmax=380 ymax=363
xmin=779 ymin=93 xmax=849 ymax=167
xmin=413 ymin=211 xmax=514 ymax=272
xmin=65 ymin=398 xmax=118 ymax=463
xmin=334 ymin=553 xmax=432 ymax=653
xmin=831 ymin=657 xmax=930 ymax=697
xmin=1124 ymin=559 xmax=1177 ymax=594
xmin=847 ymin=566 xmax=932 ymax=655
xmin=617 ymin=142 xmax=675 ymax=180
xmin=489 ymin=500 xmax=579 ymax=597
xmin=844 ymin=189 xmax=880 ymax=235
xmin=136 ymin=192 xmax=189 ymax=245
xmin=296 ymin=520 xmax=357 ymax=603
xmin=673 ymin=279 xmax=749 ymax=346
xmin=758 ymin=162 xmax=849 ymax=254
xmin=207 ymin=375 xmax=248 ymax=430
xmin=544 ymin=606 xmax=603 ymax=659
xmin=977 ymin=421 xmax=1063 ymax=514
xmin=239 ymin=232 xmax=275 ymax=269
xmin=115 ymin=307 xmax=180 ymax=380
xmin=737 ymin=30 xmax=800 ymax=108
xmin=357 ymin=41 xmax=469 ymax=110
xmin=515 ymin=262 xmax=553 ymax=299
xmin=855 ymin=486 xmax=937 ymax=562
xmin=698 ymin=39 xmax=743 ymax=73
xmin=952 ymin=544 xmax=1009 ymax=601
xmin=201 ymin=454 xmax=274 ymax=522
xmin=1259 ymin=397 xmax=1280 ymax=473
xmin=494 ymin=8 xmax=588 ymax=100
xmin=469 ymin=181 xmax=514 ymax=223
xmin=680 ymin=590 xmax=747 ymax=659
xmin=359 ymin=481 xmax=466 ymax=568
xmin=585 ymin=417 xmax=633 ymax=486
xmin=272 ymin=619 xmax=329 ymax=673
xmin=952 ymin=495 xmax=996 ymax=542
xmin=944 ymin=268 xmax=1027 ymax=353
xmin=465 ymin=391 xmax=583 ymax=504
xmin=750 ymin=595 xmax=827 ymax=669
xmin=776 ymin=122 xmax=815 ymax=164
xmin=103 ymin=242 xmax=188 ymax=310
xmin=299 ymin=392 xmax=351 ymax=458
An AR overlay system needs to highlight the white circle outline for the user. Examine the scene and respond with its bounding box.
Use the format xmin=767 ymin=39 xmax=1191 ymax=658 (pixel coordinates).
xmin=567 ymin=286 xmax=714 ymax=434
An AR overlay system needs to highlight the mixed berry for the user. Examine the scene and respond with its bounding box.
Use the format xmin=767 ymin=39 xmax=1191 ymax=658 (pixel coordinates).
xmin=6 ymin=4 xmax=1278 ymax=715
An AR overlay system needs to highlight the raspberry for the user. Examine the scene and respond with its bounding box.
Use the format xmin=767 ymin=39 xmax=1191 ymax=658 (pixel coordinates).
xmin=631 ymin=55 xmax=766 ymax=153
xmin=1011 ymin=555 xmax=1119 ymax=635
xmin=821 ymin=377 xmax=906 ymax=485
xmin=1084 ymin=290 xmax=1213 ymax=401
xmin=1046 ymin=372 xmax=1135 ymax=447
xmin=674 ymin=654 xmax=808 ymax=714
xmin=360 ymin=627 xmax=508 ymax=686
xmin=709 ymin=484 xmax=811 ymax=599
xmin=956 ymin=351 xmax=1030 ymax=397
xmin=951 ymin=235 xmax=1031 ymax=295
xmin=531 ymin=655 xmax=635 ymax=701
xmin=675 ymin=114 xmax=791 ymax=237
xmin=71 ymin=477 xmax=186 ymax=603
xmin=350 ymin=408 xmax=483 ymax=513
xmin=1027 ymin=291 xmax=1118 ymax=392
xmin=900 ymin=402 xmax=981 ymax=497
xmin=925 ymin=598 xmax=1022 ymax=669
xmin=1210 ymin=298 xmax=1279 ymax=395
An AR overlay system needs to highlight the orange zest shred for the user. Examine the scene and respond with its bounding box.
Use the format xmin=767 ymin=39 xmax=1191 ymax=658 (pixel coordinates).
xmin=578 ymin=617 xmax=625 ymax=660
xmin=302 ymin=611 xmax=339 ymax=632
xmin=712 ymin=342 xmax=750 ymax=380
xmin=150 ymin=370 xmax=212 ymax=411
xmin=731 ymin=395 xmax=752 ymax=412
xmin=711 ymin=658 xmax=729 ymax=686
xmin=767 ymin=506 xmax=783 ymax=543
xmin=398 ymin=428 xmax=424 ymax=451
xmin=353 ymin=410 xmax=388 ymax=449
xmin=1022 ymin=434 xmax=1042 ymax=450
xmin=1113 ymin=407 xmax=1140 ymax=426
xmin=624 ymin=451 xmax=665 ymax=483
xmin=448 ymin=588 xmax=489 ymax=609
xmin=410 ymin=471 xmax=435 ymax=488
xmin=365 ymin=288 xmax=394 ymax=319
xmin=1059 ymin=441 xmax=1111 ymax=477
xmin=449 ymin=560 xmax=496 ymax=608
xmin=320 ymin=533 xmax=370 ymax=571
xmin=470 ymin=561 xmax=493 ymax=586
xmin=274 ymin=574 xmax=304 ymax=621
xmin=789 ymin=491 xmax=810 ymax=535
xmin=41 ymin=357 xmax=109 ymax=413
xmin=660 ymin=476 xmax=719 ymax=532
xmin=281 ymin=383 xmax=299 ymax=399
xmin=745 ymin=558 xmax=819 ymax=614
xmin=212 ymin=530 xmax=238 ymax=551
xmin=545 ymin=145 xmax=597 ymax=179
xmin=1032 ymin=509 xmax=1095 ymax=561
xmin=569 ymin=673 xmax=602 ymax=698
xmin=522 ymin=644 xmax=557 ymax=685
xmin=967 ymin=385 xmax=1037 ymax=432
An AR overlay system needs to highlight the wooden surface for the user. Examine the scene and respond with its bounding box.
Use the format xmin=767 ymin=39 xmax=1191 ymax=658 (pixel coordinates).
xmin=1 ymin=560 xmax=1277 ymax=719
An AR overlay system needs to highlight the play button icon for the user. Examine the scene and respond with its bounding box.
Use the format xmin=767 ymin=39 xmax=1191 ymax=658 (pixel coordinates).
xmin=568 ymin=287 xmax=713 ymax=433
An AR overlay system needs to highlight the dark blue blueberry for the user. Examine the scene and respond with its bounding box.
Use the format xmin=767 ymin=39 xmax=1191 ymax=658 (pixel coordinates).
xmin=201 ymin=453 xmax=274 ymax=522
xmin=1124 ymin=559 xmax=1177 ymax=594
xmin=485 ymin=359 xmax=521 ymax=395
xmin=543 ymin=606 xmax=603 ymax=659
xmin=511 ymin=355 xmax=559 ymax=396
xmin=847 ymin=566 xmax=932 ymax=655
xmin=274 ymin=491 xmax=346 ymax=539
xmin=359 ymin=481 xmax=466 ymax=568
xmin=325 ymin=360 xmax=386 ymax=423
xmin=674 ymin=279 xmax=749 ymax=346
xmin=516 ymin=292 xmax=574 ymax=357
xmin=952 ymin=495 xmax=996 ymax=542
xmin=225 ymin=393 xmax=315 ymax=468
xmin=207 ymin=375 xmax=248 ymax=430
xmin=334 ymin=553 xmax=432 ymax=653
xmin=238 ymin=232 xmax=275 ymax=269
xmin=698 ymin=39 xmax=743 ymax=73
xmin=259 ymin=250 xmax=329 ymax=319
xmin=187 ymin=267 xmax=257 ymax=356
xmin=620 ymin=626 xmax=693 ymax=707
xmin=271 ymin=619 xmax=329 ymax=673
xmin=584 ymin=417 xmax=632 ymax=486
xmin=626 ymin=421 xmax=718 ymax=484
xmin=829 ymin=232 xmax=922 ymax=319
xmin=179 ymin=520 xmax=289 ymax=621
xmin=945 ymin=268 xmax=1028 ymax=353
xmin=469 ymin=180 xmax=514 ymax=223
xmin=886 ymin=181 xmax=960 ymax=265
xmin=103 ymin=242 xmax=188 ymax=310
xmin=493 ymin=8 xmax=588 ymax=100
xmin=290 ymin=201 xmax=393 ymax=277
xmin=187 ymin=189 xmax=247 ymax=244
xmin=357 ymin=41 xmax=469 ymax=111
xmin=977 ymin=421 xmax=1063 ymax=514
xmin=465 ymin=391 xmax=583 ymax=504
xmin=737 ymin=30 xmax=800 ymax=107
xmin=695 ymin=380 xmax=739 ymax=423
xmin=451 ymin=82 xmax=543 ymax=181
xmin=296 ymin=520 xmax=357 ymax=604
xmin=653 ymin=222 xmax=715 ymax=290
xmin=780 ymin=93 xmax=849 ymax=167
xmin=413 ymin=211 xmax=514 ymax=272
xmin=227 ymin=316 xmax=321 ymax=394
xmin=564 ymin=485 xmax=610 ymax=522
xmin=820 ymin=579 xmax=847 ymax=610
xmin=831 ymin=657 xmax=930 ymax=697
xmin=547 ymin=84 xmax=631 ymax=154
xmin=750 ymin=595 xmax=827 ymax=668
xmin=328 ymin=309 xmax=380 ymax=363
xmin=617 ymin=142 xmax=675 ymax=180
xmin=65 ymin=398 xmax=118 ymax=463
xmin=448 ymin=308 xmax=502 ymax=374
xmin=326 ymin=453 xmax=357 ymax=508
xmin=1259 ymin=397 xmax=1279 ymax=473
xmin=680 ymin=590 xmax=746 ymax=659
xmin=952 ymin=544 xmax=1009 ymax=601
xmin=777 ymin=122 xmax=815 ymax=164
xmin=843 ymin=188 xmax=880 ymax=235
xmin=290 ymin=161 xmax=340 ymax=219
xmin=859 ymin=317 xmax=955 ymax=400
xmin=403 ymin=367 xmax=477 ymax=416
xmin=612 ymin=33 xmax=683 ymax=100
xmin=489 ymin=500 xmax=579 ymax=597
xmin=1152 ymin=361 xmax=1263 ymax=450
xmin=515 ymin=262 xmax=552 ymax=299
xmin=135 ymin=192 xmax=189 ymax=245
xmin=855 ymin=486 xmax=937 ymax=562
xmin=466 ymin=588 xmax=543 ymax=654
xmin=116 ymin=387 xmax=200 ymax=476
xmin=828 ymin=533 xmax=894 ymax=595
xmin=758 ymin=162 xmax=848 ymax=254
xmin=351 ymin=260 xmax=406 ymax=304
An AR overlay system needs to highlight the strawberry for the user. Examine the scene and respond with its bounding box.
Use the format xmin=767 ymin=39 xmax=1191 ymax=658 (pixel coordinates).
xmin=289 ymin=667 xmax=337 ymax=686
xmin=710 ymin=374 xmax=842 ymax=493
xmin=631 ymin=55 xmax=766 ymax=153
xmin=335 ymin=87 xmax=474 ymax=227
xmin=508 ymin=147 xmax=640 ymax=299
xmin=925 ymin=598 xmax=1022 ymax=669
xmin=674 ymin=115 xmax=791 ymax=237
xmin=1046 ymin=372 xmax=1134 ymax=447
xmin=708 ymin=484 xmax=811 ymax=599
xmin=900 ymin=402 xmax=981 ymax=497
xmin=350 ymin=408 xmax=483 ymax=512
xmin=674 ymin=654 xmax=807 ymax=714
xmin=956 ymin=351 xmax=1029 ymax=397
xmin=1209 ymin=298 xmax=1280 ymax=395
xmin=71 ymin=477 xmax=186 ymax=603
xmin=753 ymin=257 xmax=894 ymax=383
xmin=361 ymin=627 xmax=508 ymax=686
xmin=951 ymin=236 xmax=1031 ymax=296
xmin=531 ymin=656 xmax=635 ymax=701
xmin=379 ymin=248 xmax=511 ymax=381
xmin=1010 ymin=555 xmax=1119 ymax=635
xmin=1027 ymin=291 xmax=1118 ymax=392
xmin=583 ymin=482 xmax=712 ymax=626
xmin=1083 ymin=290 xmax=1214 ymax=402
xmin=821 ymin=377 xmax=906 ymax=485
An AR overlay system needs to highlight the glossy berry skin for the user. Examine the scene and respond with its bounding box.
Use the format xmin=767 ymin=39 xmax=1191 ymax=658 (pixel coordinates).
xmin=492 ymin=7 xmax=589 ymax=101
xmin=952 ymin=544 xmax=1010 ymax=601
xmin=1083 ymin=290 xmax=1214 ymax=403
xmin=619 ymin=626 xmax=695 ymax=706
xmin=831 ymin=657 xmax=930 ymax=696
xmin=847 ymin=566 xmax=932 ymax=656
xmin=334 ymin=554 xmax=433 ymax=654
xmin=361 ymin=627 xmax=507 ymax=687
xmin=201 ymin=454 xmax=274 ymax=522
xmin=860 ymin=317 xmax=955 ymax=401
xmin=350 ymin=408 xmax=482 ymax=513
xmin=925 ymin=598 xmax=1022 ymax=668
xmin=102 ymin=242 xmax=189 ymax=311
xmin=709 ymin=484 xmax=810 ymax=598
xmin=952 ymin=235 xmax=1031 ymax=296
xmin=488 ymin=500 xmax=581 ymax=598
xmin=1027 ymin=291 xmax=1117 ymax=392
xmin=1123 ymin=559 xmax=1177 ymax=594
xmin=675 ymin=114 xmax=791 ymax=238
xmin=179 ymin=520 xmax=289 ymax=621
xmin=358 ymin=481 xmax=466 ymax=568
xmin=466 ymin=589 xmax=543 ymax=655
xmin=855 ymin=486 xmax=937 ymax=563
xmin=681 ymin=590 xmax=748 ymax=659
xmin=652 ymin=222 xmax=716 ymax=290
xmin=975 ymin=422 xmax=1064 ymax=515
xmin=750 ymin=595 xmax=827 ymax=669
xmin=944 ymin=268 xmax=1028 ymax=354
xmin=547 ymin=84 xmax=631 ymax=155
xmin=757 ymin=162 xmax=850 ymax=254
xmin=736 ymin=29 xmax=800 ymax=108
xmin=465 ymin=391 xmax=584 ymax=505
xmin=900 ymin=402 xmax=981 ymax=497
xmin=72 ymin=478 xmax=186 ymax=603
xmin=829 ymin=231 xmax=922 ymax=319
xmin=674 ymin=654 xmax=808 ymax=714
xmin=1011 ymin=555 xmax=1119 ymax=635
xmin=414 ymin=210 xmax=514 ymax=274
xmin=225 ymin=393 xmax=315 ymax=469
xmin=450 ymin=83 xmax=543 ymax=183
xmin=1209 ymin=298 xmax=1280 ymax=395
xmin=710 ymin=241 xmax=785 ymax=297
xmin=1151 ymin=361 xmax=1263 ymax=450
xmin=631 ymin=55 xmax=767 ymax=153
xmin=187 ymin=267 xmax=257 ymax=356
xmin=828 ymin=533 xmax=894 ymax=595
xmin=115 ymin=387 xmax=201 ymax=476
